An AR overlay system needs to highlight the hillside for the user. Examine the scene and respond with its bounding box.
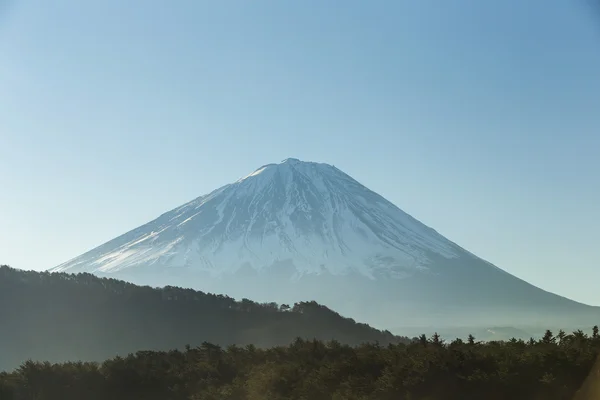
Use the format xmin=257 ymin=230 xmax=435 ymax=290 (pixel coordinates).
xmin=0 ymin=265 xmax=405 ymax=372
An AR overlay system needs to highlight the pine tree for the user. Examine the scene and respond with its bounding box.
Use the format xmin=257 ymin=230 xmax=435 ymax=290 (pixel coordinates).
xmin=467 ymin=334 xmax=475 ymax=345
xmin=430 ymin=332 xmax=443 ymax=346
xmin=557 ymin=329 xmax=566 ymax=345
xmin=542 ymin=330 xmax=555 ymax=344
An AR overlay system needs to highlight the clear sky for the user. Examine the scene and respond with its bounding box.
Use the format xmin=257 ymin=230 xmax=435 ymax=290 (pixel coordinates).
xmin=1 ymin=0 xmax=599 ymax=304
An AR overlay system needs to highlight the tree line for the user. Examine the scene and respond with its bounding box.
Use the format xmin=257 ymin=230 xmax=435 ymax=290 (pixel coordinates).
xmin=2 ymin=328 xmax=600 ymax=400
xmin=0 ymin=265 xmax=405 ymax=371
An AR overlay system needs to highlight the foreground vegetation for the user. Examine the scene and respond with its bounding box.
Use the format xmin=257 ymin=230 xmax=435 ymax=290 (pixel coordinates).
xmin=2 ymin=328 xmax=600 ymax=400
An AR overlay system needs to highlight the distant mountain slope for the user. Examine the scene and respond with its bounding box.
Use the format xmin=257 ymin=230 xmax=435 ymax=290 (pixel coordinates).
xmin=49 ymin=158 xmax=600 ymax=329
xmin=51 ymin=158 xmax=459 ymax=278
xmin=0 ymin=265 xmax=405 ymax=372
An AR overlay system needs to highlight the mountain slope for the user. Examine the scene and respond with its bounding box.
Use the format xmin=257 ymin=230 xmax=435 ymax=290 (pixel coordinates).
xmin=50 ymin=158 xmax=600 ymax=329
xmin=52 ymin=158 xmax=460 ymax=279
xmin=0 ymin=265 xmax=405 ymax=372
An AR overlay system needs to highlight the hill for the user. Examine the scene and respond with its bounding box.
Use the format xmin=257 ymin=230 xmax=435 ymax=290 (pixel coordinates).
xmin=0 ymin=265 xmax=405 ymax=372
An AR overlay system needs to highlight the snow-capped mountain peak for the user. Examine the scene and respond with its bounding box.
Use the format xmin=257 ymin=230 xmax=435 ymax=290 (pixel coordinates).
xmin=50 ymin=158 xmax=600 ymax=329
xmin=51 ymin=158 xmax=460 ymax=279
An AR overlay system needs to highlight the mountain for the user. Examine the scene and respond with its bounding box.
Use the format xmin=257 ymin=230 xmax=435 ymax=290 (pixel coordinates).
xmin=50 ymin=158 xmax=600 ymax=329
xmin=0 ymin=265 xmax=405 ymax=372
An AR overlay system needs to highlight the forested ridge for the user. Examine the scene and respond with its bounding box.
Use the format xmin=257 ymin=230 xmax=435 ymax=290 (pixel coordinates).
xmin=0 ymin=265 xmax=404 ymax=371
xmin=3 ymin=265 xmax=600 ymax=399
xmin=2 ymin=329 xmax=600 ymax=400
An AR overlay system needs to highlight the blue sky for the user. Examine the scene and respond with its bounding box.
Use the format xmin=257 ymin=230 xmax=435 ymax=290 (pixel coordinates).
xmin=1 ymin=0 xmax=599 ymax=304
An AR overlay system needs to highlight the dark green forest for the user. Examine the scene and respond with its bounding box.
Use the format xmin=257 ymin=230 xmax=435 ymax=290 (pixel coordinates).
xmin=0 ymin=265 xmax=404 ymax=371
xmin=3 ymin=265 xmax=600 ymax=399
xmin=2 ymin=330 xmax=600 ymax=400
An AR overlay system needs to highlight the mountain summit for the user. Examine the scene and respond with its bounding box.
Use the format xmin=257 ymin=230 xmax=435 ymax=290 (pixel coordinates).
xmin=54 ymin=158 xmax=460 ymax=279
xmin=51 ymin=159 xmax=598 ymax=329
